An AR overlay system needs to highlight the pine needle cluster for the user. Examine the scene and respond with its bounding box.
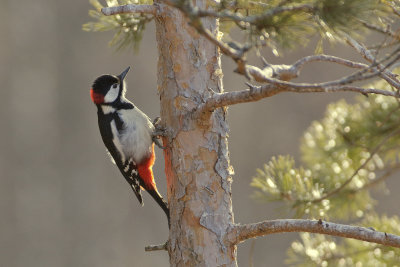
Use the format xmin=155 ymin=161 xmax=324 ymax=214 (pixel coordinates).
xmin=83 ymin=0 xmax=153 ymax=51
xmin=252 ymin=76 xmax=400 ymax=264
xmin=84 ymin=0 xmax=396 ymax=53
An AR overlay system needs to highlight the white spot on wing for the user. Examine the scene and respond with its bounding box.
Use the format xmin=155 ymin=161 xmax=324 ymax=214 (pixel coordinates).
xmin=124 ymin=164 xmax=129 ymax=172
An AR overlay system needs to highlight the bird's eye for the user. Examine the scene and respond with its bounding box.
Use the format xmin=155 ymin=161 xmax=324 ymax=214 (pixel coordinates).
xmin=112 ymin=83 xmax=118 ymax=89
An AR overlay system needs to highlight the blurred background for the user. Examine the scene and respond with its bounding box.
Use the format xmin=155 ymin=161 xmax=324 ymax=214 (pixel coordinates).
xmin=1 ymin=1 xmax=399 ymax=266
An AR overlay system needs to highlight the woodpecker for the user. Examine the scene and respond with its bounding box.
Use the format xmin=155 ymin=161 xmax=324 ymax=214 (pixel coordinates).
xmin=90 ymin=67 xmax=169 ymax=226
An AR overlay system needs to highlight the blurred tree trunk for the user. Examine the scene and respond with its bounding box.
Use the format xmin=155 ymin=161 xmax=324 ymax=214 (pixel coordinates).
xmin=155 ymin=0 xmax=237 ymax=265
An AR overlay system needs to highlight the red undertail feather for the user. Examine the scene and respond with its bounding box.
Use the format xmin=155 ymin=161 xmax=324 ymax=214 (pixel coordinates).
xmin=138 ymin=144 xmax=157 ymax=191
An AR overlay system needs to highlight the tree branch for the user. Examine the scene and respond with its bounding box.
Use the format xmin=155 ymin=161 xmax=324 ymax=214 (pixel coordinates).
xmin=244 ymin=54 xmax=373 ymax=83
xmin=346 ymin=36 xmax=400 ymax=90
xmin=195 ymin=4 xmax=315 ymax=25
xmin=360 ymin=20 xmax=399 ymax=39
xmin=389 ymin=3 xmax=400 ymax=18
xmin=229 ymin=219 xmax=400 ymax=248
xmin=291 ymin=54 xmax=368 ymax=72
xmin=101 ymin=4 xmax=157 ymax=16
xmin=193 ymin=84 xmax=278 ymax=118
xmin=193 ymin=79 xmax=399 ymax=118
xmin=252 ymin=46 xmax=400 ymax=85
xmin=192 ymin=46 xmax=400 ymax=116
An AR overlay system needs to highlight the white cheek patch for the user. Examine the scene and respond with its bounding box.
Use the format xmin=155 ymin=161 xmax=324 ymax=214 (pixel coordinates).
xmin=104 ymin=84 xmax=120 ymax=103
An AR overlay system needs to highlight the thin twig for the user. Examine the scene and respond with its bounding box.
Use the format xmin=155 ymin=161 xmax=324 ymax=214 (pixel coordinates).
xmin=360 ymin=21 xmax=398 ymax=39
xmin=389 ymin=3 xmax=400 ymax=18
xmin=346 ymin=36 xmax=400 ymax=89
xmin=356 ymin=163 xmax=400 ymax=192
xmin=101 ymin=4 xmax=157 ymax=16
xmin=195 ymin=4 xmax=315 ymax=25
xmin=292 ymin=54 xmax=369 ymax=71
xmin=243 ymin=41 xmax=400 ymax=91
xmin=246 ymin=51 xmax=400 ymax=84
xmin=248 ymin=54 xmax=373 ymax=82
xmin=230 ymin=219 xmax=400 ymax=248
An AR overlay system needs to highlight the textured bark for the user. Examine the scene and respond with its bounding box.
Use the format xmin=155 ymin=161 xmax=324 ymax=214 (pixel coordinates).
xmin=154 ymin=1 xmax=236 ymax=266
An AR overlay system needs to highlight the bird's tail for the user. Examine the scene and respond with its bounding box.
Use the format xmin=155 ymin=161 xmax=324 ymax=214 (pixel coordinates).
xmin=130 ymin=183 xmax=144 ymax=206
xmin=147 ymin=189 xmax=170 ymax=228
xmin=118 ymin=161 xmax=144 ymax=206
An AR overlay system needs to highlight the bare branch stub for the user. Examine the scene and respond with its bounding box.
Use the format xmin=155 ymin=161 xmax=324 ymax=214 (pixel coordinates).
xmin=229 ymin=219 xmax=400 ymax=248
xmin=145 ymin=242 xmax=168 ymax=252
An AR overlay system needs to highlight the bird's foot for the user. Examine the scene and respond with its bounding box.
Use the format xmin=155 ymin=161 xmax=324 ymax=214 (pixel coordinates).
xmin=152 ymin=117 xmax=166 ymax=135
xmin=152 ymin=117 xmax=168 ymax=149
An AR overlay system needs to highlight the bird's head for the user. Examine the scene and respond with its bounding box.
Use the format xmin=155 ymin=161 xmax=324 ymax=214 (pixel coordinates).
xmin=90 ymin=66 xmax=130 ymax=105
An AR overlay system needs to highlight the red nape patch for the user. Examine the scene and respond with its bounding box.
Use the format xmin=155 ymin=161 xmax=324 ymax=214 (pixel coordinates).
xmin=138 ymin=144 xmax=157 ymax=191
xmin=90 ymin=89 xmax=104 ymax=104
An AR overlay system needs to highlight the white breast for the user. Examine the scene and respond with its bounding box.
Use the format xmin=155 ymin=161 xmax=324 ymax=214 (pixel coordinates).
xmin=117 ymin=107 xmax=154 ymax=164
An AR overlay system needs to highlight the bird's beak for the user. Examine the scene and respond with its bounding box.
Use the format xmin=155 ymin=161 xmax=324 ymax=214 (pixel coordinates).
xmin=118 ymin=66 xmax=130 ymax=81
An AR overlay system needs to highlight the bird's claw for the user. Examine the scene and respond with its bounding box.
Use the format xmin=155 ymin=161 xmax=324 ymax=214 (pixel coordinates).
xmin=153 ymin=136 xmax=167 ymax=150
xmin=153 ymin=117 xmax=167 ymax=136
xmin=153 ymin=116 xmax=161 ymax=126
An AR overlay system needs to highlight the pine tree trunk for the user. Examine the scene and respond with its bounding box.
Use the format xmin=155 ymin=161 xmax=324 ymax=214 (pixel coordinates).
xmin=154 ymin=1 xmax=237 ymax=265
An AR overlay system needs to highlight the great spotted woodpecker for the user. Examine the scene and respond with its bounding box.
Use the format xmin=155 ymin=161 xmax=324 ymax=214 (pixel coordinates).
xmin=90 ymin=67 xmax=169 ymax=226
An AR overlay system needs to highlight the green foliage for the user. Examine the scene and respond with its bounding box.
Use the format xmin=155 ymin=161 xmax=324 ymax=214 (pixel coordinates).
xmin=286 ymin=214 xmax=400 ymax=266
xmin=314 ymin=0 xmax=390 ymax=33
xmin=84 ymin=0 xmax=397 ymax=54
xmin=251 ymin=10 xmax=315 ymax=51
xmin=251 ymin=155 xmax=330 ymax=218
xmin=217 ymin=0 xmax=394 ymax=53
xmin=251 ymin=77 xmax=400 ymax=264
xmin=252 ymin=77 xmax=400 ymax=220
xmin=83 ymin=0 xmax=153 ymax=51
